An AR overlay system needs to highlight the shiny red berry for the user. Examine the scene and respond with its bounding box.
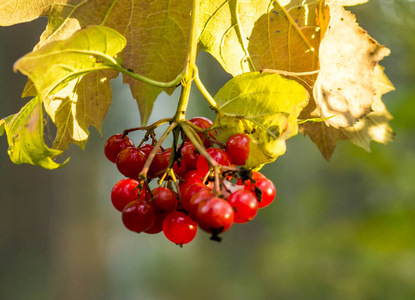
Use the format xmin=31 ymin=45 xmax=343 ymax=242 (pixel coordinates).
xmin=226 ymin=133 xmax=250 ymax=165
xmin=163 ymin=210 xmax=198 ymax=245
xmin=228 ymin=190 xmax=258 ymax=223
xmin=104 ymin=134 xmax=134 ymax=163
xmin=152 ymin=186 xmax=177 ymax=213
xmin=122 ymin=199 xmax=156 ymax=233
xmin=180 ymin=141 xmax=200 ymax=171
xmin=111 ymin=178 xmax=147 ymax=212
xmin=116 ymin=147 xmax=147 ymax=178
xmin=152 ymin=148 xmax=187 ymax=179
xmin=196 ymin=196 xmax=234 ymax=234
xmin=196 ymin=148 xmax=232 ymax=178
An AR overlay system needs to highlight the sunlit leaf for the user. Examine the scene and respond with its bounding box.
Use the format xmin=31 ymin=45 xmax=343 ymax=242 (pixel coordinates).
xmin=43 ymin=71 xmax=118 ymax=150
xmin=313 ymin=1 xmax=391 ymax=128
xmin=13 ymin=26 xmax=125 ymax=100
xmin=0 ymin=0 xmax=191 ymax=126
xmin=0 ymin=97 xmax=68 ymax=169
xmin=199 ymin=0 xmax=320 ymax=76
xmin=210 ymin=72 xmax=309 ymax=168
xmin=339 ymin=65 xmax=395 ymax=150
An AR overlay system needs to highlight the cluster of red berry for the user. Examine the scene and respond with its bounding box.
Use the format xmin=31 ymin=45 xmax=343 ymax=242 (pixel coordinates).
xmin=104 ymin=117 xmax=276 ymax=245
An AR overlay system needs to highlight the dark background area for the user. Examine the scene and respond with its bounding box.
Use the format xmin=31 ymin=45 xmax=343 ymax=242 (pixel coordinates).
xmin=1 ymin=1 xmax=415 ymax=299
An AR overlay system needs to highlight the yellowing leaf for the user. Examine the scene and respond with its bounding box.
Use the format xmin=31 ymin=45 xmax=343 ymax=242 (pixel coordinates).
xmin=313 ymin=1 xmax=391 ymax=128
xmin=199 ymin=0 xmax=320 ymax=76
xmin=210 ymin=72 xmax=309 ymax=168
xmin=43 ymin=70 xmax=118 ymax=150
xmin=13 ymin=26 xmax=125 ymax=100
xmin=0 ymin=97 xmax=69 ymax=169
xmin=339 ymin=65 xmax=395 ymax=150
xmin=1 ymin=0 xmax=191 ymax=125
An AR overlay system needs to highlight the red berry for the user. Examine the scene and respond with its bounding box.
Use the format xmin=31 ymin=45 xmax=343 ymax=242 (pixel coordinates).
xmin=179 ymin=170 xmax=203 ymax=195
xmin=189 ymin=116 xmax=213 ymax=129
xmin=239 ymin=172 xmax=276 ymax=208
xmin=116 ymin=147 xmax=146 ymax=178
xmin=187 ymin=188 xmax=213 ymax=220
xmin=122 ymin=199 xmax=156 ymax=233
xmin=226 ymin=133 xmax=250 ymax=165
xmin=196 ymin=148 xmax=232 ymax=178
xmin=196 ymin=197 xmax=234 ymax=234
xmin=111 ymin=178 xmax=147 ymax=212
xmin=163 ymin=210 xmax=198 ymax=245
xmin=139 ymin=144 xmax=156 ymax=158
xmin=228 ymin=190 xmax=258 ymax=223
xmin=252 ymin=177 xmax=276 ymax=208
xmin=188 ymin=117 xmax=213 ymax=148
xmin=180 ymin=182 xmax=211 ymax=213
xmin=145 ymin=211 xmax=169 ymax=234
xmin=236 ymin=171 xmax=266 ymax=186
xmin=180 ymin=142 xmax=200 ymax=171
xmin=152 ymin=148 xmax=187 ymax=179
xmin=104 ymin=134 xmax=134 ymax=163
xmin=152 ymin=186 xmax=177 ymax=213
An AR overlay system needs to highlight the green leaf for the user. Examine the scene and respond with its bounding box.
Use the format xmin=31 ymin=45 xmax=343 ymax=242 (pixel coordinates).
xmin=0 ymin=97 xmax=68 ymax=169
xmin=210 ymin=72 xmax=309 ymax=168
xmin=13 ymin=26 xmax=126 ymax=101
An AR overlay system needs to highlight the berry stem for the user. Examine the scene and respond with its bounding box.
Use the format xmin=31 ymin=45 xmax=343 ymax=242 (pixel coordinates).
xmin=180 ymin=122 xmax=219 ymax=169
xmin=122 ymin=118 xmax=173 ymax=137
xmin=139 ymin=121 xmax=178 ymax=178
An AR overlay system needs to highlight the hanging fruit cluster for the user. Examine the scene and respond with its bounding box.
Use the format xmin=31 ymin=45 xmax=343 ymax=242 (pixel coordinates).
xmin=104 ymin=117 xmax=276 ymax=246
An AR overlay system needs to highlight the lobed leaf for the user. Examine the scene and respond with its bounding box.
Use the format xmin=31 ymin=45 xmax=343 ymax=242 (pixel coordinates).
xmin=210 ymin=72 xmax=309 ymax=168
xmin=13 ymin=25 xmax=126 ymax=101
xmin=43 ymin=70 xmax=118 ymax=151
xmin=0 ymin=97 xmax=69 ymax=169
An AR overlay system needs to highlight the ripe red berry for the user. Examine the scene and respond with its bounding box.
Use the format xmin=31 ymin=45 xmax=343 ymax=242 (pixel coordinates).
xmin=116 ymin=147 xmax=147 ymax=178
xmin=152 ymin=186 xmax=177 ymax=213
xmin=122 ymin=199 xmax=156 ymax=233
xmin=228 ymin=190 xmax=258 ymax=223
xmin=139 ymin=144 xmax=156 ymax=158
xmin=180 ymin=182 xmax=211 ymax=213
xmin=196 ymin=148 xmax=232 ymax=178
xmin=187 ymin=188 xmax=213 ymax=220
xmin=179 ymin=170 xmax=203 ymax=195
xmin=252 ymin=177 xmax=276 ymax=208
xmin=226 ymin=133 xmax=250 ymax=165
xmin=239 ymin=172 xmax=276 ymax=208
xmin=196 ymin=197 xmax=234 ymax=234
xmin=189 ymin=116 xmax=213 ymax=129
xmin=145 ymin=211 xmax=169 ymax=234
xmin=104 ymin=134 xmax=134 ymax=163
xmin=188 ymin=117 xmax=213 ymax=148
xmin=152 ymin=148 xmax=187 ymax=179
xmin=163 ymin=210 xmax=198 ymax=245
xmin=111 ymin=178 xmax=147 ymax=212
xmin=180 ymin=141 xmax=200 ymax=171
xmin=236 ymin=171 xmax=266 ymax=186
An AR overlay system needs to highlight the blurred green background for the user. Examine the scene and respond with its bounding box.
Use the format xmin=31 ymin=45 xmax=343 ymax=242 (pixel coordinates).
xmin=1 ymin=1 xmax=415 ymax=299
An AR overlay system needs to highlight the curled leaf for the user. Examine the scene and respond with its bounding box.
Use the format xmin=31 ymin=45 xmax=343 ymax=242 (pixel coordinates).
xmin=210 ymin=72 xmax=309 ymax=168
xmin=0 ymin=97 xmax=69 ymax=169
xmin=313 ymin=1 xmax=390 ymax=128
